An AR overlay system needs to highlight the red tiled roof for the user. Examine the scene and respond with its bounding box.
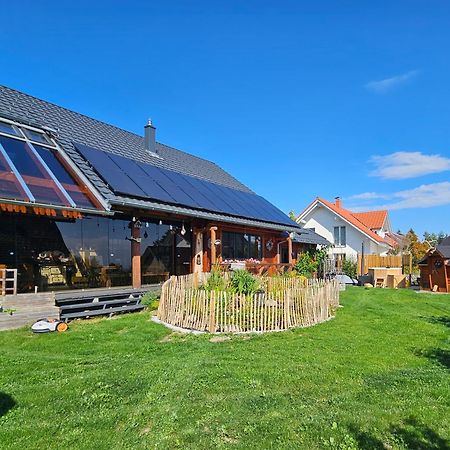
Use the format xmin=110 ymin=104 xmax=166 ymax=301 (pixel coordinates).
xmin=353 ymin=210 xmax=387 ymax=229
xmin=383 ymin=233 xmax=399 ymax=248
xmin=309 ymin=197 xmax=388 ymax=245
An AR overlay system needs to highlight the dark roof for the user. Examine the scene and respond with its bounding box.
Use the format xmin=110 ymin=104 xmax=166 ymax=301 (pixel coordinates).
xmin=0 ymin=85 xmax=249 ymax=193
xmin=291 ymin=228 xmax=331 ymax=246
xmin=0 ymin=85 xmax=299 ymax=231
xmin=437 ymin=236 xmax=450 ymax=259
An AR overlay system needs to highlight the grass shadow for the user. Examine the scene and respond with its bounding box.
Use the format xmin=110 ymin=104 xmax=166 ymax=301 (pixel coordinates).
xmin=427 ymin=316 xmax=450 ymax=328
xmin=349 ymin=418 xmax=450 ymax=450
xmin=0 ymin=392 xmax=16 ymax=417
xmin=416 ymin=348 xmax=450 ymax=371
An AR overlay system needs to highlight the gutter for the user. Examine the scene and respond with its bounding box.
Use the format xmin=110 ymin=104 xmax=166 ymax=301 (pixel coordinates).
xmin=109 ymin=198 xmax=300 ymax=233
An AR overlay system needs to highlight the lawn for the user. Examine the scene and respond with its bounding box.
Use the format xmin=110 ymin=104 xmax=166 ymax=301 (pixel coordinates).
xmin=0 ymin=287 xmax=449 ymax=450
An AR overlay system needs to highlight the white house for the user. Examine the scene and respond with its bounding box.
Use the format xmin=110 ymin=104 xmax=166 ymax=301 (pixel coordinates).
xmin=296 ymin=197 xmax=395 ymax=262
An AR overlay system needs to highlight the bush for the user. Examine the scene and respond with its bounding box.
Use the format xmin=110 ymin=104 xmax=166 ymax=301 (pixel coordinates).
xmin=141 ymin=290 xmax=160 ymax=310
xmin=202 ymin=268 xmax=226 ymax=292
xmin=294 ymin=252 xmax=317 ymax=277
xmin=230 ymin=269 xmax=259 ymax=295
xmin=342 ymin=259 xmax=357 ymax=279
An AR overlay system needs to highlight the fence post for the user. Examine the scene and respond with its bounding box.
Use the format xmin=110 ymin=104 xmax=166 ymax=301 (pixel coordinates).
xmin=284 ymin=290 xmax=290 ymax=329
xmin=193 ymin=271 xmax=198 ymax=289
xmin=209 ymin=290 xmax=216 ymax=333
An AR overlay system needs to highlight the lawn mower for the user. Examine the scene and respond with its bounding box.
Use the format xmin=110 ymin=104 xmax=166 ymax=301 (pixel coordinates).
xmin=31 ymin=318 xmax=68 ymax=333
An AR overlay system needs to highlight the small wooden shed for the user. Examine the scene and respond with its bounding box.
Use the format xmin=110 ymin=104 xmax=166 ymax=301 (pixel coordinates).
xmin=419 ymin=237 xmax=450 ymax=293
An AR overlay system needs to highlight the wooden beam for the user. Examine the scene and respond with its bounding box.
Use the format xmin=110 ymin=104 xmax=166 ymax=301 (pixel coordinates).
xmin=131 ymin=223 xmax=141 ymax=288
xmin=445 ymin=262 xmax=449 ymax=293
xmin=210 ymin=226 xmax=218 ymax=267
xmin=288 ymin=235 xmax=293 ymax=265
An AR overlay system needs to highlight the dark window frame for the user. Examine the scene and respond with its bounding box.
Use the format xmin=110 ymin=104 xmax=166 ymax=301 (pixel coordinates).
xmin=221 ymin=231 xmax=262 ymax=261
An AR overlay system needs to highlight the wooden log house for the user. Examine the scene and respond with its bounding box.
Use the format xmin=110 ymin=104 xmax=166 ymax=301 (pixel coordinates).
xmin=0 ymin=85 xmax=328 ymax=294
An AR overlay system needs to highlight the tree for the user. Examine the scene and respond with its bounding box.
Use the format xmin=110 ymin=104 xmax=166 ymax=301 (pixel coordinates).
xmin=405 ymin=229 xmax=429 ymax=269
xmin=423 ymin=231 xmax=449 ymax=246
xmin=288 ymin=211 xmax=297 ymax=221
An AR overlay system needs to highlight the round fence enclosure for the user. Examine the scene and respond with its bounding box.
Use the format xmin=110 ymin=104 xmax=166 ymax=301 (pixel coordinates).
xmin=157 ymin=273 xmax=340 ymax=333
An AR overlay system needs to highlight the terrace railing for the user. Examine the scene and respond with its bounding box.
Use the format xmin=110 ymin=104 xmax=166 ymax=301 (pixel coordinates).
xmin=0 ymin=268 xmax=17 ymax=296
xmin=157 ymin=273 xmax=340 ymax=333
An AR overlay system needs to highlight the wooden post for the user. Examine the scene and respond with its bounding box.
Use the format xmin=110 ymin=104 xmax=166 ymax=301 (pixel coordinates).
xmin=209 ymin=290 xmax=216 ymax=332
xmin=210 ymin=226 xmax=218 ymax=267
xmin=1 ymin=269 xmax=5 ymax=296
xmin=287 ymin=235 xmax=293 ymax=266
xmin=131 ymin=223 xmax=141 ymax=288
xmin=444 ymin=264 xmax=449 ymax=293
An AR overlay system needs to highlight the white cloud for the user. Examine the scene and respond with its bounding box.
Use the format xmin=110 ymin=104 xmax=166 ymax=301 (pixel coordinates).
xmin=348 ymin=182 xmax=450 ymax=211
xmin=365 ymin=70 xmax=419 ymax=93
xmin=370 ymin=151 xmax=450 ymax=179
xmin=348 ymin=192 xmax=388 ymax=200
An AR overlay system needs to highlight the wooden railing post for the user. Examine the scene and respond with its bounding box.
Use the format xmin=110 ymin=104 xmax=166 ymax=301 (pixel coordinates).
xmin=1 ymin=269 xmax=5 ymax=296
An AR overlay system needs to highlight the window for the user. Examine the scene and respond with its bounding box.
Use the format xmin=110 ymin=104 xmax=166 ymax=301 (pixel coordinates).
xmin=34 ymin=144 xmax=95 ymax=208
xmin=334 ymin=226 xmax=346 ymax=247
xmin=0 ymin=121 xmax=20 ymax=137
xmin=0 ymin=135 xmax=69 ymax=205
xmin=222 ymin=231 xmax=262 ymax=260
xmin=22 ymin=128 xmax=53 ymax=146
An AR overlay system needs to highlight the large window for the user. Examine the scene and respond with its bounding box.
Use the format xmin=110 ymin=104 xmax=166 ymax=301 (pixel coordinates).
xmin=221 ymin=231 xmax=262 ymax=261
xmin=334 ymin=226 xmax=346 ymax=247
xmin=140 ymin=221 xmax=192 ymax=283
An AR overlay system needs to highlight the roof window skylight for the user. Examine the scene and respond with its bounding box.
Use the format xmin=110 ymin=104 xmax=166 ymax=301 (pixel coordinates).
xmin=22 ymin=128 xmax=54 ymax=146
xmin=0 ymin=121 xmax=20 ymax=137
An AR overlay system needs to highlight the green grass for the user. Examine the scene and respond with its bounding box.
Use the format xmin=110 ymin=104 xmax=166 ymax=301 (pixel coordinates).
xmin=0 ymin=287 xmax=449 ymax=449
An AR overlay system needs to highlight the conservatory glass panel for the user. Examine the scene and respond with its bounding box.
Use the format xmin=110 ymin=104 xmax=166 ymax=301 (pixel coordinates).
xmin=0 ymin=135 xmax=69 ymax=205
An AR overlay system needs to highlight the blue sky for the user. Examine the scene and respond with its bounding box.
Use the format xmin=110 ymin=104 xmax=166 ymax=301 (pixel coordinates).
xmin=1 ymin=1 xmax=449 ymax=236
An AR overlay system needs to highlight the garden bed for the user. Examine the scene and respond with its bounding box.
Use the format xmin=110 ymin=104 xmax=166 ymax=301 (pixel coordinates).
xmin=157 ymin=272 xmax=339 ymax=333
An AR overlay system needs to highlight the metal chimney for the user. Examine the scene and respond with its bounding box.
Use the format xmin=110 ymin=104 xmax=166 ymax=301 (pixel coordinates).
xmin=144 ymin=119 xmax=156 ymax=154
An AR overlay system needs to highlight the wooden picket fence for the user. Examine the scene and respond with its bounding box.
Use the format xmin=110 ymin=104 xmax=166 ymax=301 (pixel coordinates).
xmin=157 ymin=273 xmax=340 ymax=333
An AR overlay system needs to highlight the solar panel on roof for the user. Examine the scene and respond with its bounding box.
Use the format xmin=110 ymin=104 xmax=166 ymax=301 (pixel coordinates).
xmin=140 ymin=164 xmax=199 ymax=207
xmin=177 ymin=175 xmax=219 ymax=211
xmin=198 ymin=180 xmax=242 ymax=215
xmin=158 ymin=169 xmax=203 ymax=208
xmin=217 ymin=185 xmax=262 ymax=219
xmin=183 ymin=176 xmax=229 ymax=213
xmin=107 ymin=154 xmax=175 ymax=203
xmin=74 ymin=143 xmax=295 ymax=227
xmin=74 ymin=143 xmax=147 ymax=198
xmin=254 ymin=194 xmax=292 ymax=224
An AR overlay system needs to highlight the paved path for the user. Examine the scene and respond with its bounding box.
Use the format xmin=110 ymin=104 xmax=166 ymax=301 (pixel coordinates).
xmin=0 ymin=293 xmax=59 ymax=331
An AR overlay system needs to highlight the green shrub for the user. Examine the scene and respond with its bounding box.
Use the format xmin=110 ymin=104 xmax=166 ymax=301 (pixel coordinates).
xmin=202 ymin=268 xmax=226 ymax=292
xmin=141 ymin=291 xmax=160 ymax=310
xmin=294 ymin=252 xmax=317 ymax=277
xmin=230 ymin=269 xmax=259 ymax=295
xmin=342 ymin=259 xmax=357 ymax=279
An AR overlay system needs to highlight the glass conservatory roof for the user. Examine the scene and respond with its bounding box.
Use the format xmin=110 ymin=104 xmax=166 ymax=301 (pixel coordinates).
xmin=0 ymin=118 xmax=99 ymax=211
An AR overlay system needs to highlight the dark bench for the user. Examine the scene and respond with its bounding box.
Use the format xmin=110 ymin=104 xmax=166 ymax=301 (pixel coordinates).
xmin=58 ymin=290 xmax=149 ymax=321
